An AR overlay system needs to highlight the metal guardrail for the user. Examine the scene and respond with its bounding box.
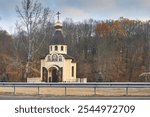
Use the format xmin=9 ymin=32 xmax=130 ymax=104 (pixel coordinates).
xmin=0 ymin=82 xmax=150 ymax=96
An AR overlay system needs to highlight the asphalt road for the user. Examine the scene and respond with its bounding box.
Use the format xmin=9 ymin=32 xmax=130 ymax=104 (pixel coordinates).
xmin=0 ymin=95 xmax=150 ymax=100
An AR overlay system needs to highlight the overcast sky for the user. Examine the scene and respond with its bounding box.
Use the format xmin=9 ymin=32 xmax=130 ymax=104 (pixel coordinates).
xmin=0 ymin=0 xmax=150 ymax=34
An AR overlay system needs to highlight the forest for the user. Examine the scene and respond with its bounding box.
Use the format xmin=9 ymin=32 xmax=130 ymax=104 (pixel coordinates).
xmin=0 ymin=0 xmax=150 ymax=82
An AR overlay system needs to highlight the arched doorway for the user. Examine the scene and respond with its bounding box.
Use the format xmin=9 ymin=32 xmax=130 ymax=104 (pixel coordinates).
xmin=51 ymin=67 xmax=58 ymax=82
xmin=48 ymin=66 xmax=62 ymax=82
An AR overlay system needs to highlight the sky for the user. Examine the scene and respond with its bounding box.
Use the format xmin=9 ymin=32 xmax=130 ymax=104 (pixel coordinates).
xmin=0 ymin=0 xmax=150 ymax=34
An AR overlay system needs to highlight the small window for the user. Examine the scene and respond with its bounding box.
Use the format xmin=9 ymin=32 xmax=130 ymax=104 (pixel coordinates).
xmin=59 ymin=56 xmax=62 ymax=61
xmin=47 ymin=56 xmax=51 ymax=61
xmin=51 ymin=46 xmax=52 ymax=51
xmin=52 ymin=54 xmax=58 ymax=61
xmin=61 ymin=46 xmax=63 ymax=51
xmin=72 ymin=66 xmax=74 ymax=77
xmin=55 ymin=46 xmax=58 ymax=51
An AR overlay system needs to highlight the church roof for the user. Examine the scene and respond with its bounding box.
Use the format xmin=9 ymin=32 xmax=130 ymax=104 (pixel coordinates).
xmin=50 ymin=30 xmax=66 ymax=45
xmin=62 ymin=54 xmax=74 ymax=59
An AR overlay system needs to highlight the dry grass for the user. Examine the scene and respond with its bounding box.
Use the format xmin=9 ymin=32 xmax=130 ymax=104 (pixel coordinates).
xmin=0 ymin=87 xmax=13 ymax=94
xmin=0 ymin=87 xmax=150 ymax=96
xmin=128 ymin=88 xmax=150 ymax=96
xmin=67 ymin=88 xmax=94 ymax=96
xmin=96 ymin=88 xmax=126 ymax=96
xmin=15 ymin=87 xmax=38 ymax=95
xmin=40 ymin=87 xmax=65 ymax=96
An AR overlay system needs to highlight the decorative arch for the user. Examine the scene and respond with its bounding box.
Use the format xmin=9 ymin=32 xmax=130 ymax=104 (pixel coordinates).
xmin=58 ymin=55 xmax=63 ymax=61
xmin=47 ymin=55 xmax=51 ymax=61
xmin=48 ymin=65 xmax=62 ymax=82
xmin=52 ymin=54 xmax=58 ymax=61
xmin=47 ymin=65 xmax=60 ymax=70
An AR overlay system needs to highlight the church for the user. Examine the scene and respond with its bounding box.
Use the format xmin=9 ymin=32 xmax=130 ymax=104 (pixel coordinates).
xmin=40 ymin=12 xmax=77 ymax=82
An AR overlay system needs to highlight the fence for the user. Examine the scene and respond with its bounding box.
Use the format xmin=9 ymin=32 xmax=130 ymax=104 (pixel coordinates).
xmin=0 ymin=82 xmax=150 ymax=96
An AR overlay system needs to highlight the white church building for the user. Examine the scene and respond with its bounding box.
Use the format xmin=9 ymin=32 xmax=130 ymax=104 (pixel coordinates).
xmin=40 ymin=13 xmax=76 ymax=82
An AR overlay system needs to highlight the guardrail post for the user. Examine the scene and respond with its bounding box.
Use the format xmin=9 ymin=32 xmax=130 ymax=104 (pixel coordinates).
xmin=94 ymin=87 xmax=96 ymax=96
xmin=13 ymin=86 xmax=16 ymax=95
xmin=65 ymin=87 xmax=67 ymax=96
xmin=37 ymin=86 xmax=40 ymax=95
xmin=126 ymin=87 xmax=128 ymax=96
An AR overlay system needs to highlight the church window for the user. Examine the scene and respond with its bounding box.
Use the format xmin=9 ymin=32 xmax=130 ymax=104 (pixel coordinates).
xmin=59 ymin=55 xmax=62 ymax=61
xmin=61 ymin=46 xmax=63 ymax=51
xmin=47 ymin=56 xmax=51 ymax=61
xmin=50 ymin=46 xmax=52 ymax=51
xmin=72 ymin=66 xmax=74 ymax=77
xmin=52 ymin=54 xmax=58 ymax=61
xmin=55 ymin=46 xmax=58 ymax=51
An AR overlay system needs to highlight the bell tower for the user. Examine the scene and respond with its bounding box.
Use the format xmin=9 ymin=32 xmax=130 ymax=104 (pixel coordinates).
xmin=49 ymin=12 xmax=67 ymax=55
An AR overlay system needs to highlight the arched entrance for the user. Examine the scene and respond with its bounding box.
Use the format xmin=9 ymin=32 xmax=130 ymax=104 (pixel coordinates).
xmin=50 ymin=67 xmax=58 ymax=82
xmin=48 ymin=66 xmax=62 ymax=82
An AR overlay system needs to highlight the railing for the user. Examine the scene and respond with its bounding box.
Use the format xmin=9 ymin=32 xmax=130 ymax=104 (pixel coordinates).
xmin=0 ymin=82 xmax=150 ymax=96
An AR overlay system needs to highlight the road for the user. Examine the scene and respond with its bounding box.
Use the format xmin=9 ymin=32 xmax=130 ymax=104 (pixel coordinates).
xmin=0 ymin=95 xmax=150 ymax=100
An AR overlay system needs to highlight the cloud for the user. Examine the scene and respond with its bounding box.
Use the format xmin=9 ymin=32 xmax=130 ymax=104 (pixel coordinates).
xmin=50 ymin=0 xmax=118 ymax=21
xmin=1 ymin=0 xmax=150 ymax=33
xmin=79 ymin=0 xmax=116 ymax=11
xmin=62 ymin=7 xmax=90 ymax=21
xmin=139 ymin=0 xmax=150 ymax=7
xmin=49 ymin=0 xmax=148 ymax=20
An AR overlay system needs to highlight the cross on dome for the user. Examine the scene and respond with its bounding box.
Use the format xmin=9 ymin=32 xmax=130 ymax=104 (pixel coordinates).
xmin=54 ymin=11 xmax=62 ymax=30
xmin=56 ymin=11 xmax=61 ymax=21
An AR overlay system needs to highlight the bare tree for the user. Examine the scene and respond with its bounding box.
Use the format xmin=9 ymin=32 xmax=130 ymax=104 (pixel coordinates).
xmin=15 ymin=0 xmax=53 ymax=78
xmin=0 ymin=16 xmax=1 ymax=27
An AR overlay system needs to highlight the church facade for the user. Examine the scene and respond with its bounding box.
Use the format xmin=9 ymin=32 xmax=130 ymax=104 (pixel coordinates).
xmin=40 ymin=14 xmax=76 ymax=82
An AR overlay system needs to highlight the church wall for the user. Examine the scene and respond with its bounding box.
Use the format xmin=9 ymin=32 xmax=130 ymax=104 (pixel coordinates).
xmin=62 ymin=62 xmax=66 ymax=82
xmin=64 ymin=59 xmax=71 ymax=82
xmin=63 ymin=59 xmax=76 ymax=82
xmin=71 ymin=63 xmax=76 ymax=81
xmin=40 ymin=59 xmax=44 ymax=81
